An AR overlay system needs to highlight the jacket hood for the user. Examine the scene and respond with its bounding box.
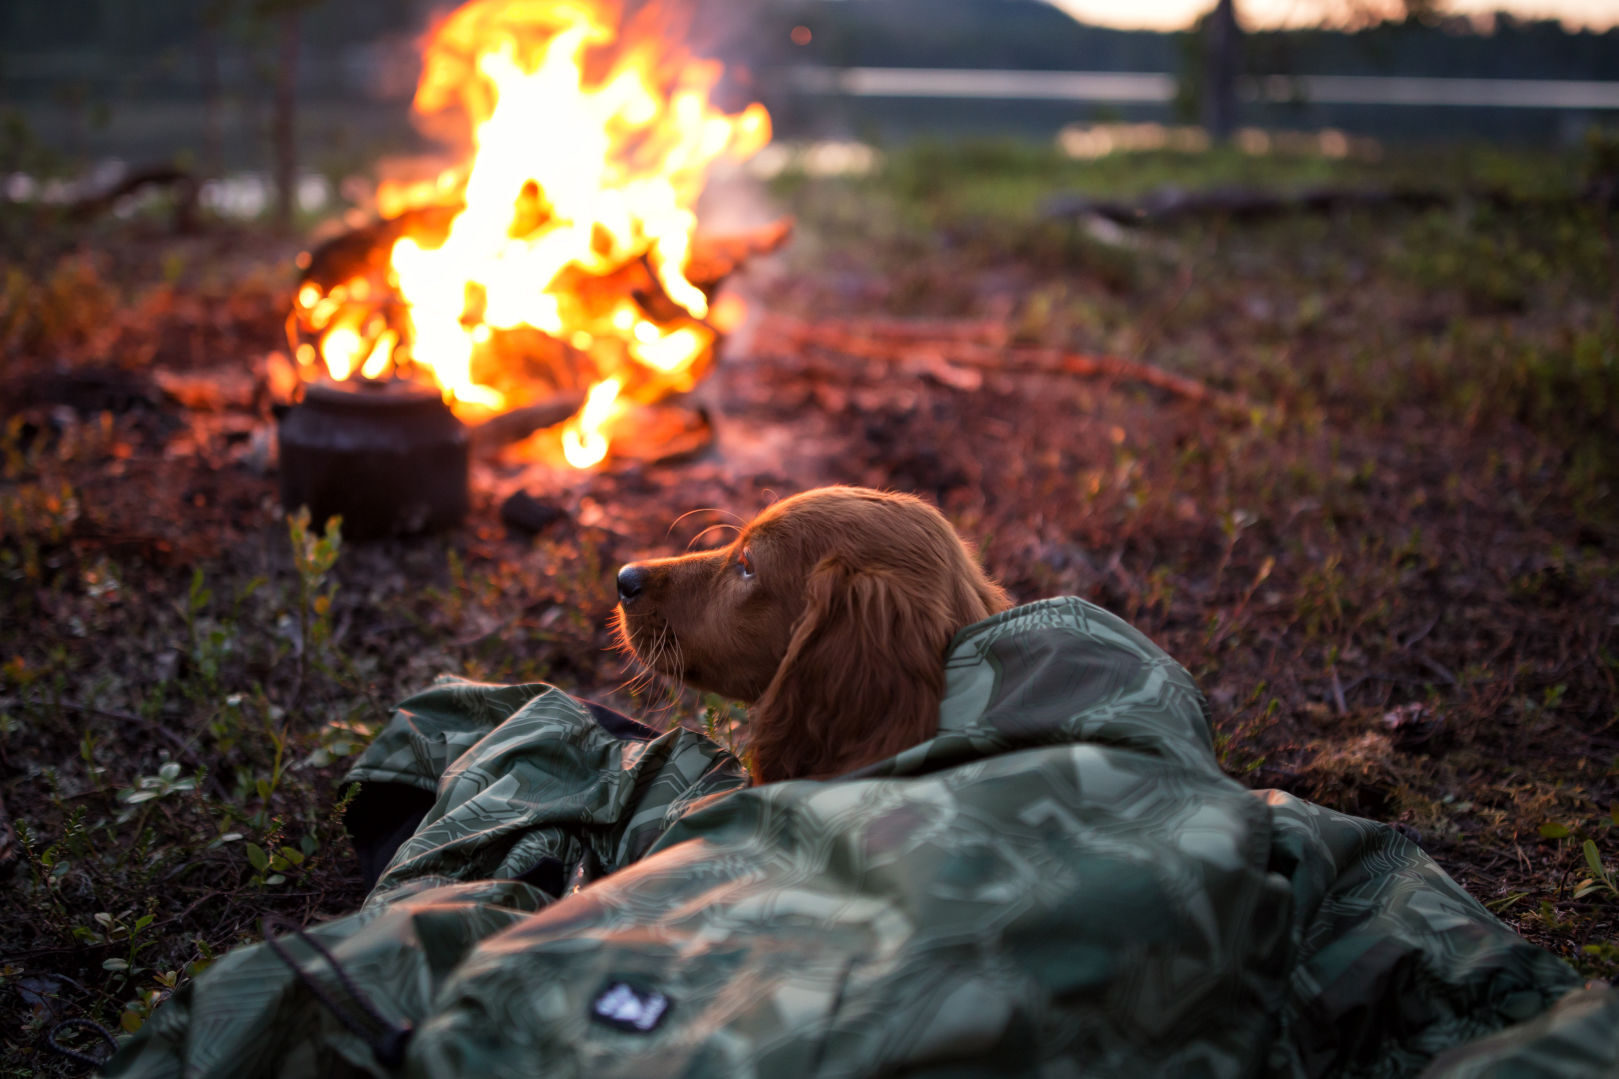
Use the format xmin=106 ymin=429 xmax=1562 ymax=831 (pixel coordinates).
xmin=855 ymin=596 xmax=1217 ymax=780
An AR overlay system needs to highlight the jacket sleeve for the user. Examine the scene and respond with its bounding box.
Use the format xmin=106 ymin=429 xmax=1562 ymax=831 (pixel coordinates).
xmin=345 ymin=678 xmax=749 ymax=901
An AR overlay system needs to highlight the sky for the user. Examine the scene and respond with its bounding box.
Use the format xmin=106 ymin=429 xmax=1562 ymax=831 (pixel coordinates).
xmin=1046 ymin=0 xmax=1619 ymax=30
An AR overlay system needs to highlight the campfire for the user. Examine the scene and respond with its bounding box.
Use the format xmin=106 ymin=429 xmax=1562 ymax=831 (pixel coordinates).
xmin=280 ymin=0 xmax=783 ymax=536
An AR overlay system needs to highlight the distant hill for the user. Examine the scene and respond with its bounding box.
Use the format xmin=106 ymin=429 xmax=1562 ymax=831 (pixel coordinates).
xmin=761 ymin=0 xmax=1181 ymax=72
xmin=1246 ymin=15 xmax=1619 ymax=81
xmin=761 ymin=0 xmax=1618 ymax=81
xmin=2 ymin=0 xmax=1612 ymax=102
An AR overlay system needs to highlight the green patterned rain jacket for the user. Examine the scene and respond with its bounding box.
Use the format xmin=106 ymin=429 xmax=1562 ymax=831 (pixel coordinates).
xmin=104 ymin=598 xmax=1619 ymax=1078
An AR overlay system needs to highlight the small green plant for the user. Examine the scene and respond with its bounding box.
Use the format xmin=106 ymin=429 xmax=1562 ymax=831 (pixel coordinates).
xmin=72 ymin=909 xmax=158 ymax=989
xmin=1574 ymin=839 xmax=1618 ymax=900
xmin=1582 ymin=940 xmax=1619 ymax=973
xmin=117 ymin=947 xmax=216 ymax=1034
xmin=1213 ymin=726 xmax=1266 ymax=777
xmin=298 ymin=713 xmax=377 ymax=769
xmin=14 ymin=817 xmax=75 ymax=925
xmin=700 ymin=694 xmax=748 ymax=758
xmin=79 ymin=729 xmax=108 ymax=792
xmin=120 ymin=969 xmax=178 ymax=1034
xmin=1540 ymin=804 xmax=1619 ymax=901
xmin=286 ymin=506 xmax=343 ymax=681
xmin=0 ymin=479 xmax=80 ymax=583
xmin=1485 ymin=891 xmax=1530 ymax=914
xmin=243 ymin=697 xmax=291 ymax=830
xmin=181 ymin=568 xmax=227 ymax=692
xmin=118 ymin=760 xmax=201 ymax=828
xmin=245 ymin=833 xmax=317 ymax=888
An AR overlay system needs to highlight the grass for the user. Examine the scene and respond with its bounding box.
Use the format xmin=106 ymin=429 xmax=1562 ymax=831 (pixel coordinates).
xmin=2 ymin=131 xmax=1618 ymax=1071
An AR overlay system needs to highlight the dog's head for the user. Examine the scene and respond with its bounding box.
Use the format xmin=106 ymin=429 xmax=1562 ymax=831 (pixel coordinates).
xmin=614 ymin=486 xmax=1010 ymax=783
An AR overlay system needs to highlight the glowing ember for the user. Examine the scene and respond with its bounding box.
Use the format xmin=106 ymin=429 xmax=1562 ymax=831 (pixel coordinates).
xmin=290 ymin=0 xmax=771 ymax=468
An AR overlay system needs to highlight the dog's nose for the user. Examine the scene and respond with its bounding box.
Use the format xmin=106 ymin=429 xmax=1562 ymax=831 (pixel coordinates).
xmin=617 ymin=563 xmax=649 ymax=604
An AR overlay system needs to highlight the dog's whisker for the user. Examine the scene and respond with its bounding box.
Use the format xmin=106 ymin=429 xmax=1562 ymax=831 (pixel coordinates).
xmin=615 ymin=618 xmax=684 ymax=715
xmin=610 ymin=656 xmax=655 ymax=697
xmin=622 ymin=623 xmax=688 ymax=728
xmin=686 ymin=523 xmax=740 ymax=551
xmin=650 ymin=625 xmax=677 ymax=686
xmin=625 ymin=638 xmax=661 ymax=688
xmin=655 ymin=628 xmax=689 ymax=700
xmin=664 ymin=507 xmax=738 ymax=545
xmin=608 ymin=608 xmax=667 ymax=705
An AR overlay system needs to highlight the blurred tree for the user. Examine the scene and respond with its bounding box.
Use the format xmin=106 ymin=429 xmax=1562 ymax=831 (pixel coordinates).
xmin=252 ymin=0 xmax=323 ymax=232
xmin=1202 ymin=0 xmax=1241 ymax=141
xmin=198 ymin=0 xmax=231 ymax=182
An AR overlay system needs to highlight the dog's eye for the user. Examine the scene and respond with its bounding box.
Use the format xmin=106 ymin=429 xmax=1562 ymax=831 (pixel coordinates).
xmin=737 ymin=547 xmax=755 ymax=580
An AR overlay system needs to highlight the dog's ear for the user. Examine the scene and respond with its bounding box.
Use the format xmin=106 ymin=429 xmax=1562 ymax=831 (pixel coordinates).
xmin=748 ymin=555 xmax=950 ymax=784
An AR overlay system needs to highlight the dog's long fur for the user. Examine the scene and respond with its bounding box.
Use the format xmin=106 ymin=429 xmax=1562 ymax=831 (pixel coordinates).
xmin=614 ymin=487 xmax=1011 ymax=783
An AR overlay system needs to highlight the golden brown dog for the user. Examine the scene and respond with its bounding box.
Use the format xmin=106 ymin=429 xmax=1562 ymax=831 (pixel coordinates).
xmin=614 ymin=486 xmax=1011 ymax=783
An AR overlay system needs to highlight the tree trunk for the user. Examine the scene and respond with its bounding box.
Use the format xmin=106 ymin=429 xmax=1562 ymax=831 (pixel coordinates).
xmin=272 ymin=6 xmax=301 ymax=232
xmin=198 ymin=9 xmax=223 ymax=183
xmin=1202 ymin=0 xmax=1240 ymax=143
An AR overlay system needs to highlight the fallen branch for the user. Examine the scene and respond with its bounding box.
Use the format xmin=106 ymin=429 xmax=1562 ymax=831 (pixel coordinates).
xmin=786 ymin=315 xmax=1011 ymax=347
xmin=1043 ymin=184 xmax=1455 ymax=226
xmin=67 ymin=164 xmax=199 ymax=230
xmin=965 ymin=341 xmax=1245 ymax=410
xmin=758 ymin=313 xmax=1250 ymax=412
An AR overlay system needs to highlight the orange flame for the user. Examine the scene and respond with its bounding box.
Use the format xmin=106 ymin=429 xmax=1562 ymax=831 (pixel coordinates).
xmin=297 ymin=0 xmax=770 ymax=467
xmin=561 ymin=375 xmax=626 ymax=468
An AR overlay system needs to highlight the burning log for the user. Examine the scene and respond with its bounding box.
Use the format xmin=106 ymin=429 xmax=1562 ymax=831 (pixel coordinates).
xmin=681 ymin=219 xmax=794 ymax=287
xmin=468 ymin=391 xmax=588 ymax=450
xmin=295 ymin=205 xmax=460 ymax=294
xmin=588 ymin=398 xmax=714 ymax=466
xmin=298 ymin=212 xmax=789 ymax=309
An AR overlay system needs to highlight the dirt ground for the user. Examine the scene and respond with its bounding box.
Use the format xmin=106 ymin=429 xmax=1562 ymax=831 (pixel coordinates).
xmin=2 ymin=140 xmax=1617 ymax=1071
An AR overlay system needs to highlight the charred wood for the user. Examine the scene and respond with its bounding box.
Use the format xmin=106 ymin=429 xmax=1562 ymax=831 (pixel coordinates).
xmin=499 ymin=491 xmax=570 ymax=536
xmin=298 ymin=205 xmax=460 ymax=292
xmin=470 ymin=392 xmax=587 ymax=450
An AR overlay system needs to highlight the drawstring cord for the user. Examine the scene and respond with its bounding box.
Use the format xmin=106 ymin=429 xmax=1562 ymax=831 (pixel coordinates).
xmin=41 ymin=920 xmax=412 ymax=1072
xmin=47 ymin=1017 xmax=119 ymax=1068
xmin=261 ymin=916 xmax=414 ymax=1069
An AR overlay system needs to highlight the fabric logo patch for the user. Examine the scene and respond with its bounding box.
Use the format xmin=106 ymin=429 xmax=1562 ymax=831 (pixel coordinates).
xmin=591 ymin=981 xmax=671 ymax=1033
